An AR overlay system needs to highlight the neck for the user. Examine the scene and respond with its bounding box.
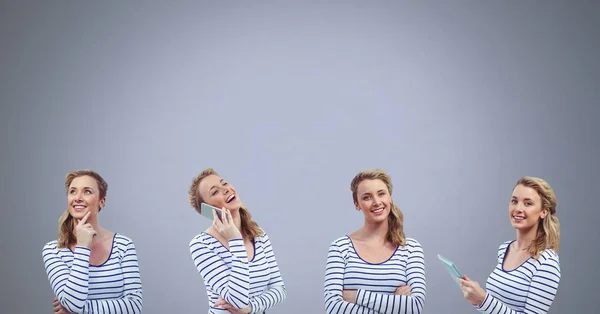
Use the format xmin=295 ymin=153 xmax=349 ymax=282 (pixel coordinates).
xmin=231 ymin=209 xmax=243 ymax=238
xmin=515 ymin=226 xmax=537 ymax=250
xmin=361 ymin=219 xmax=389 ymax=243
xmin=88 ymin=217 xmax=106 ymax=244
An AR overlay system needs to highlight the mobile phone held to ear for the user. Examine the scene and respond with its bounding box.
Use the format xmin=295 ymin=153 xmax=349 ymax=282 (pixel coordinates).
xmin=200 ymin=203 xmax=223 ymax=221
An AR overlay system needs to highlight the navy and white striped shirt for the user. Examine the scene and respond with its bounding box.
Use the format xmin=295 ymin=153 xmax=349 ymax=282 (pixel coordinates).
xmin=324 ymin=236 xmax=427 ymax=314
xmin=189 ymin=229 xmax=286 ymax=314
xmin=476 ymin=240 xmax=561 ymax=314
xmin=42 ymin=233 xmax=143 ymax=314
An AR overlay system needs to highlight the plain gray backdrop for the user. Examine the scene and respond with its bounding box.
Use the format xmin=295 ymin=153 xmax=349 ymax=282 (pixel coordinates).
xmin=1 ymin=1 xmax=598 ymax=313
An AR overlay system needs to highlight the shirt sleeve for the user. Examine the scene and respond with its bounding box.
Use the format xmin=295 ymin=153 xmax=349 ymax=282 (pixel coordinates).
xmin=189 ymin=236 xmax=251 ymax=309
xmin=354 ymin=240 xmax=427 ymax=314
xmin=42 ymin=243 xmax=92 ymax=314
xmin=476 ymin=256 xmax=561 ymax=314
xmin=81 ymin=240 xmax=144 ymax=313
xmin=248 ymin=233 xmax=287 ymax=314
xmin=324 ymin=241 xmax=380 ymax=314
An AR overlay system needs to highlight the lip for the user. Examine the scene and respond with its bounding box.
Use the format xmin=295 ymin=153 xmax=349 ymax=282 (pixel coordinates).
xmin=226 ymin=194 xmax=236 ymax=203
xmin=371 ymin=207 xmax=385 ymax=215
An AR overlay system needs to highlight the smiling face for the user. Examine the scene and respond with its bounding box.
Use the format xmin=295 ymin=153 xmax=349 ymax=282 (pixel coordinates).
xmin=355 ymin=179 xmax=392 ymax=223
xmin=67 ymin=175 xmax=105 ymax=221
xmin=509 ymin=184 xmax=548 ymax=231
xmin=197 ymin=174 xmax=242 ymax=211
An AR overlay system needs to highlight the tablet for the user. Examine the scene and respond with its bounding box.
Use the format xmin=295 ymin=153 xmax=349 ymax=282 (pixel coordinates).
xmin=437 ymin=254 xmax=463 ymax=288
xmin=200 ymin=202 xmax=223 ymax=221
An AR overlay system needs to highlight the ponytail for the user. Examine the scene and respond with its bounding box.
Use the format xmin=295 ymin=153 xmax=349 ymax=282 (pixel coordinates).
xmin=57 ymin=209 xmax=76 ymax=248
xmin=388 ymin=203 xmax=406 ymax=247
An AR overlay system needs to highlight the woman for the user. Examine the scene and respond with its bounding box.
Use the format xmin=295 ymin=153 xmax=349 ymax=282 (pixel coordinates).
xmin=42 ymin=169 xmax=143 ymax=314
xmin=187 ymin=168 xmax=287 ymax=314
xmin=458 ymin=176 xmax=561 ymax=314
xmin=323 ymin=169 xmax=426 ymax=314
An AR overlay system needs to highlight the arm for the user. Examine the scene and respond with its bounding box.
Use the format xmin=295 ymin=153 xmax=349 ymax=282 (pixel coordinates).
xmin=354 ymin=241 xmax=427 ymax=314
xmin=248 ymin=233 xmax=287 ymax=314
xmin=324 ymin=242 xmax=379 ymax=314
xmin=81 ymin=240 xmax=144 ymax=313
xmin=42 ymin=243 xmax=92 ymax=314
xmin=189 ymin=236 xmax=251 ymax=309
xmin=476 ymin=257 xmax=561 ymax=314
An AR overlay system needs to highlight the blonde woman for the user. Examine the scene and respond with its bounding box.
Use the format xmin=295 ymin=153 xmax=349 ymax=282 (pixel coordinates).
xmin=188 ymin=168 xmax=286 ymax=314
xmin=324 ymin=169 xmax=426 ymax=314
xmin=42 ymin=169 xmax=143 ymax=314
xmin=458 ymin=176 xmax=561 ymax=314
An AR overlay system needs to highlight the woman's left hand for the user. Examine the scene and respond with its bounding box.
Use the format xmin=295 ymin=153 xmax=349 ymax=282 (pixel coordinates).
xmin=342 ymin=290 xmax=358 ymax=303
xmin=457 ymin=275 xmax=486 ymax=306
xmin=214 ymin=297 xmax=251 ymax=314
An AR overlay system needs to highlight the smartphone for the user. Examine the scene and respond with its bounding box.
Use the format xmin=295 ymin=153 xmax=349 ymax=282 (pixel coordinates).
xmin=200 ymin=202 xmax=223 ymax=221
xmin=437 ymin=254 xmax=464 ymax=289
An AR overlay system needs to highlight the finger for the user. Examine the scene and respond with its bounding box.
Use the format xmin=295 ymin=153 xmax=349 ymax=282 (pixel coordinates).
xmin=222 ymin=207 xmax=231 ymax=224
xmin=78 ymin=211 xmax=91 ymax=226
xmin=213 ymin=210 xmax=223 ymax=227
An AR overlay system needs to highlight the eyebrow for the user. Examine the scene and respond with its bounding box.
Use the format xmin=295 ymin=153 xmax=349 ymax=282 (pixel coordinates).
xmin=512 ymin=196 xmax=534 ymax=201
xmin=361 ymin=189 xmax=386 ymax=196
xmin=69 ymin=186 xmax=95 ymax=191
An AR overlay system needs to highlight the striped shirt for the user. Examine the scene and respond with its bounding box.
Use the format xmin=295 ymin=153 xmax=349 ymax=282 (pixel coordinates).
xmin=189 ymin=229 xmax=286 ymax=314
xmin=41 ymin=233 xmax=143 ymax=314
xmin=324 ymin=236 xmax=427 ymax=314
xmin=476 ymin=240 xmax=561 ymax=314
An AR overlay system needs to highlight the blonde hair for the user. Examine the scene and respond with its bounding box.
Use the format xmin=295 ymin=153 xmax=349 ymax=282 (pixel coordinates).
xmin=57 ymin=169 xmax=108 ymax=248
xmin=188 ymin=168 xmax=263 ymax=239
xmin=351 ymin=169 xmax=406 ymax=247
xmin=515 ymin=176 xmax=560 ymax=258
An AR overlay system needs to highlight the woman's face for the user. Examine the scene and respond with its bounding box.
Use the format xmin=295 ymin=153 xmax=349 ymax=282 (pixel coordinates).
xmin=67 ymin=175 xmax=104 ymax=221
xmin=198 ymin=174 xmax=242 ymax=211
xmin=355 ymin=179 xmax=392 ymax=223
xmin=509 ymin=184 xmax=547 ymax=231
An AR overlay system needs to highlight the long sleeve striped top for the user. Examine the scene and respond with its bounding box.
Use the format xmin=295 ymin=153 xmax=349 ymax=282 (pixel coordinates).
xmin=324 ymin=236 xmax=427 ymax=314
xmin=41 ymin=233 xmax=143 ymax=314
xmin=476 ymin=240 xmax=561 ymax=314
xmin=189 ymin=229 xmax=286 ymax=314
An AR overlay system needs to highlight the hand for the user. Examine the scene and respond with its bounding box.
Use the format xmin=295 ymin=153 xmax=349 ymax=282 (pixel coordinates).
xmin=457 ymin=275 xmax=486 ymax=306
xmin=394 ymin=285 xmax=412 ymax=296
xmin=74 ymin=211 xmax=97 ymax=247
xmin=342 ymin=290 xmax=357 ymax=303
xmin=53 ymin=297 xmax=71 ymax=313
xmin=213 ymin=208 xmax=242 ymax=241
xmin=214 ymin=297 xmax=251 ymax=313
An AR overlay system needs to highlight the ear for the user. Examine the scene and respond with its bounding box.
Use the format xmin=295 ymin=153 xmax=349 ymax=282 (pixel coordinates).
xmin=99 ymin=197 xmax=106 ymax=212
xmin=354 ymin=201 xmax=360 ymax=211
xmin=540 ymin=208 xmax=548 ymax=219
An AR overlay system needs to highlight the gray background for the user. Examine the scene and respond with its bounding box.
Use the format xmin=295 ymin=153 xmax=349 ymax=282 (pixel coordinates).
xmin=1 ymin=1 xmax=598 ymax=313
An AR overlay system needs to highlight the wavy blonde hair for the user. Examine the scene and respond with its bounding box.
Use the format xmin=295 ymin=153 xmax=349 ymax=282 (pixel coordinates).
xmin=57 ymin=169 xmax=108 ymax=249
xmin=515 ymin=176 xmax=560 ymax=258
xmin=188 ymin=168 xmax=263 ymax=239
xmin=351 ymin=169 xmax=406 ymax=247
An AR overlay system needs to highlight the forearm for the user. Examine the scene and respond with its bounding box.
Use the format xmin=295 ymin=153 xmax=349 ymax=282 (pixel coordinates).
xmin=47 ymin=246 xmax=92 ymax=314
xmin=249 ymin=285 xmax=286 ymax=314
xmin=356 ymin=290 xmax=424 ymax=314
xmin=81 ymin=293 xmax=143 ymax=314
xmin=325 ymin=293 xmax=380 ymax=314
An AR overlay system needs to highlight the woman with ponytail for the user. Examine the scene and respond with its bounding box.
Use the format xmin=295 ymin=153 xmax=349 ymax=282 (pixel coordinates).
xmin=42 ymin=169 xmax=143 ymax=314
xmin=458 ymin=176 xmax=561 ymax=314
xmin=323 ymin=169 xmax=426 ymax=314
xmin=187 ymin=168 xmax=287 ymax=314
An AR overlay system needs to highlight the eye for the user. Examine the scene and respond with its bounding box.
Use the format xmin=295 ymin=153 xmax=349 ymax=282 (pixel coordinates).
xmin=69 ymin=190 xmax=76 ymax=195
xmin=378 ymin=192 xmax=385 ymax=197
xmin=84 ymin=190 xmax=92 ymax=195
xmin=525 ymin=201 xmax=533 ymax=206
xmin=211 ymin=190 xmax=217 ymax=196
xmin=222 ymin=182 xmax=228 ymax=186
xmin=362 ymin=196 xmax=371 ymax=200
xmin=510 ymin=199 xmax=517 ymax=204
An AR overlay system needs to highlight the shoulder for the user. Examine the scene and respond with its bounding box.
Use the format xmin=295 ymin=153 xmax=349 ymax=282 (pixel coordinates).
xmin=497 ymin=240 xmax=513 ymax=258
xmin=404 ymin=237 xmax=422 ymax=248
xmin=329 ymin=235 xmax=352 ymax=251
xmin=113 ymin=233 xmax=135 ymax=246
xmin=537 ymin=249 xmax=560 ymax=271
xmin=42 ymin=240 xmax=60 ymax=255
xmin=188 ymin=232 xmax=222 ymax=251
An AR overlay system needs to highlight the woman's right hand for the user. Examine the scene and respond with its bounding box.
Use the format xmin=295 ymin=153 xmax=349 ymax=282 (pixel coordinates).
xmin=394 ymin=285 xmax=412 ymax=296
xmin=75 ymin=211 xmax=97 ymax=247
xmin=213 ymin=207 xmax=242 ymax=241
